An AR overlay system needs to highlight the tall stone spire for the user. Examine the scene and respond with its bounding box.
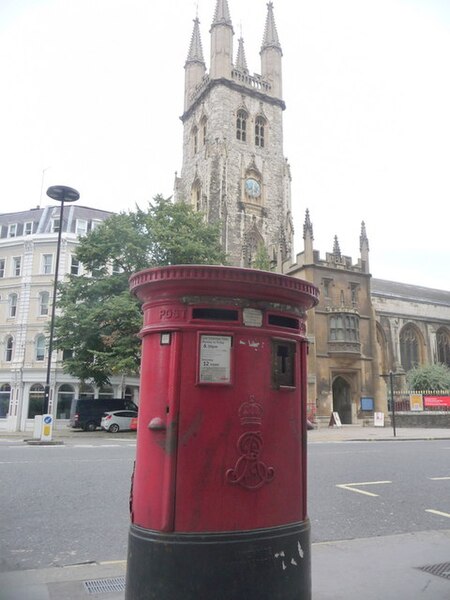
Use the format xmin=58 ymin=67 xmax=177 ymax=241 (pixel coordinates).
xmin=303 ymin=209 xmax=314 ymax=264
xmin=210 ymin=0 xmax=234 ymax=80
xmin=260 ymin=2 xmax=283 ymax=99
xmin=360 ymin=221 xmax=370 ymax=274
xmin=235 ymin=36 xmax=248 ymax=72
xmin=212 ymin=0 xmax=232 ymax=26
xmin=186 ymin=17 xmax=205 ymax=65
xmin=333 ymin=235 xmax=341 ymax=259
xmin=261 ymin=2 xmax=282 ymax=51
xmin=184 ymin=17 xmax=206 ymax=111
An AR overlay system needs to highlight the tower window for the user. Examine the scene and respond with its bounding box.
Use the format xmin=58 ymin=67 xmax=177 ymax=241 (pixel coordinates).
xmin=236 ymin=110 xmax=247 ymax=142
xmin=255 ymin=117 xmax=265 ymax=147
xmin=192 ymin=126 xmax=198 ymax=154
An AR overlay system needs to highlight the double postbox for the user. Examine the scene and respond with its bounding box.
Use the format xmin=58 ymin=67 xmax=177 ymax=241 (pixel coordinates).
xmin=126 ymin=265 xmax=318 ymax=600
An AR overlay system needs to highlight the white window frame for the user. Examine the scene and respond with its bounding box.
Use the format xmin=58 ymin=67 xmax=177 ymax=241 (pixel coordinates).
xmin=70 ymin=256 xmax=80 ymax=275
xmin=12 ymin=257 xmax=21 ymax=277
xmin=52 ymin=218 xmax=60 ymax=233
xmin=42 ymin=254 xmax=53 ymax=275
xmin=35 ymin=335 xmax=46 ymax=361
xmin=39 ymin=291 xmax=50 ymax=316
xmin=24 ymin=222 xmax=33 ymax=235
xmin=90 ymin=220 xmax=102 ymax=231
xmin=8 ymin=224 xmax=17 ymax=238
xmin=76 ymin=219 xmax=88 ymax=236
xmin=8 ymin=294 xmax=18 ymax=318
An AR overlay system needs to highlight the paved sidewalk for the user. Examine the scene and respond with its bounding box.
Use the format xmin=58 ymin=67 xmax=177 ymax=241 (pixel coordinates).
xmin=0 ymin=529 xmax=449 ymax=599
xmin=307 ymin=423 xmax=450 ymax=443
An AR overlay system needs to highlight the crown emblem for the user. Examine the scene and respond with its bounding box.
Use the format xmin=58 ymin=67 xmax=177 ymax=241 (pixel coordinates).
xmin=238 ymin=395 xmax=263 ymax=426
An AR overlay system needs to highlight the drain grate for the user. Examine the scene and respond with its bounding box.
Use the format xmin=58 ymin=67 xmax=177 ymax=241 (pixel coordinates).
xmin=417 ymin=562 xmax=450 ymax=581
xmin=83 ymin=576 xmax=126 ymax=594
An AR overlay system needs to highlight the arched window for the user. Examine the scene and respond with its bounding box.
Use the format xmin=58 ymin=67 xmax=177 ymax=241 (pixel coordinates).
xmin=35 ymin=335 xmax=46 ymax=361
xmin=200 ymin=116 xmax=207 ymax=146
xmin=39 ymin=291 xmax=49 ymax=316
xmin=0 ymin=384 xmax=11 ymax=418
xmin=436 ymin=328 xmax=450 ymax=366
xmin=255 ymin=116 xmax=265 ymax=147
xmin=57 ymin=384 xmax=75 ymax=419
xmin=5 ymin=336 xmax=13 ymax=362
xmin=236 ymin=110 xmax=247 ymax=142
xmin=28 ymin=384 xmax=44 ymax=419
xmin=124 ymin=386 xmax=134 ymax=402
xmin=79 ymin=383 xmax=95 ymax=399
xmin=99 ymin=385 xmax=114 ymax=399
xmin=400 ymin=324 xmax=422 ymax=371
xmin=192 ymin=125 xmax=198 ymax=154
xmin=191 ymin=180 xmax=202 ymax=211
xmin=8 ymin=294 xmax=18 ymax=318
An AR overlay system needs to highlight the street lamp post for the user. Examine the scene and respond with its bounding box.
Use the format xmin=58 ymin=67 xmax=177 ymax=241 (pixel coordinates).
xmin=43 ymin=185 xmax=80 ymax=416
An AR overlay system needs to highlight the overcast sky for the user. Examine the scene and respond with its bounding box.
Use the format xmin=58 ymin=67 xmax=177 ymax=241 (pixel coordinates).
xmin=0 ymin=0 xmax=449 ymax=290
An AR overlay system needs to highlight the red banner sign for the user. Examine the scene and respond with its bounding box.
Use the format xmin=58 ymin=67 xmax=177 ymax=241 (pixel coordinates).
xmin=423 ymin=395 xmax=450 ymax=408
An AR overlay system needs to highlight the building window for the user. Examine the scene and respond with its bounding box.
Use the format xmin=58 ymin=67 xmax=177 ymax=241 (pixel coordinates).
xmin=201 ymin=116 xmax=207 ymax=145
xmin=400 ymin=325 xmax=421 ymax=371
xmin=91 ymin=220 xmax=102 ymax=231
xmin=322 ymin=278 xmax=332 ymax=298
xmin=52 ymin=219 xmax=60 ymax=233
xmin=236 ymin=110 xmax=247 ymax=142
xmin=0 ymin=384 xmax=11 ymax=418
xmin=39 ymin=291 xmax=50 ymax=316
xmin=28 ymin=384 xmax=44 ymax=419
xmin=350 ymin=283 xmax=358 ymax=307
xmin=57 ymin=384 xmax=75 ymax=419
xmin=79 ymin=383 xmax=95 ymax=399
xmin=8 ymin=294 xmax=18 ymax=318
xmin=0 ymin=259 xmax=5 ymax=278
xmin=329 ymin=313 xmax=360 ymax=342
xmin=98 ymin=385 xmax=114 ymax=399
xmin=42 ymin=254 xmax=53 ymax=274
xmin=436 ymin=328 xmax=450 ymax=367
xmin=70 ymin=256 xmax=80 ymax=275
xmin=111 ymin=261 xmax=123 ymax=275
xmin=5 ymin=336 xmax=14 ymax=362
xmin=62 ymin=348 xmax=74 ymax=361
xmin=192 ymin=126 xmax=198 ymax=154
xmin=36 ymin=335 xmax=46 ymax=361
xmin=12 ymin=257 xmax=21 ymax=276
xmin=24 ymin=222 xmax=33 ymax=235
xmin=8 ymin=224 xmax=17 ymax=238
xmin=76 ymin=219 xmax=88 ymax=236
xmin=255 ymin=116 xmax=265 ymax=147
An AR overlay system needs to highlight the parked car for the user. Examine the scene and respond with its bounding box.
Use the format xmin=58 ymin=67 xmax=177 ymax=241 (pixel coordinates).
xmin=101 ymin=410 xmax=138 ymax=433
xmin=69 ymin=398 xmax=138 ymax=431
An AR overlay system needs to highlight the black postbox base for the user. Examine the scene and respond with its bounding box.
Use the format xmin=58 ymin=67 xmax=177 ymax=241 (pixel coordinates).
xmin=125 ymin=520 xmax=311 ymax=600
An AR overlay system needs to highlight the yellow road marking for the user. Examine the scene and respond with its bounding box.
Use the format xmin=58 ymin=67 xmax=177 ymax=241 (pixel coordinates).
xmin=426 ymin=509 xmax=450 ymax=519
xmin=336 ymin=481 xmax=392 ymax=497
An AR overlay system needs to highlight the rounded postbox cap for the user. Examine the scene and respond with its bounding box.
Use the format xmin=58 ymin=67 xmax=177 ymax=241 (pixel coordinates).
xmin=130 ymin=265 xmax=319 ymax=310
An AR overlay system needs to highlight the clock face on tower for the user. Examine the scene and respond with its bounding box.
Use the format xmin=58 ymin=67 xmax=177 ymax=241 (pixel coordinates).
xmin=245 ymin=178 xmax=261 ymax=198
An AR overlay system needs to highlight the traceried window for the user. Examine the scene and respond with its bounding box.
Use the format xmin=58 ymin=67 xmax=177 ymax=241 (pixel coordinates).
xmin=12 ymin=257 xmax=21 ymax=277
xmin=400 ymin=324 xmax=421 ymax=371
xmin=329 ymin=313 xmax=360 ymax=342
xmin=5 ymin=336 xmax=14 ymax=362
xmin=8 ymin=294 xmax=18 ymax=318
xmin=39 ymin=291 xmax=49 ymax=316
xmin=436 ymin=328 xmax=450 ymax=366
xmin=192 ymin=125 xmax=198 ymax=154
xmin=42 ymin=254 xmax=53 ymax=274
xmin=236 ymin=110 xmax=247 ymax=142
xmin=35 ymin=335 xmax=46 ymax=361
xmin=255 ymin=116 xmax=265 ymax=147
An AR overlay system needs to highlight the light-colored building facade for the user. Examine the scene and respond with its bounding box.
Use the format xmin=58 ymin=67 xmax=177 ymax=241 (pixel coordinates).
xmin=0 ymin=205 xmax=140 ymax=432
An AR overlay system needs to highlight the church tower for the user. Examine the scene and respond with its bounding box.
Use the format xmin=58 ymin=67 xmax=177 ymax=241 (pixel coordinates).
xmin=175 ymin=1 xmax=294 ymax=269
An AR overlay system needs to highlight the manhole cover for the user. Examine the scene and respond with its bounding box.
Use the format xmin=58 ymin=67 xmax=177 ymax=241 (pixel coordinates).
xmin=417 ymin=562 xmax=450 ymax=581
xmin=83 ymin=576 xmax=126 ymax=594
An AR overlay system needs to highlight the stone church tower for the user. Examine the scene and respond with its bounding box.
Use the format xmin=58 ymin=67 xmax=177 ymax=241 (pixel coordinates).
xmin=174 ymin=1 xmax=294 ymax=269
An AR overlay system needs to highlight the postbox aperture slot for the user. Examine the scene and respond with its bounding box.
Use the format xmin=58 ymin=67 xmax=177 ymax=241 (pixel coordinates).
xmin=272 ymin=340 xmax=296 ymax=388
xmin=268 ymin=314 xmax=299 ymax=330
xmin=192 ymin=308 xmax=239 ymax=321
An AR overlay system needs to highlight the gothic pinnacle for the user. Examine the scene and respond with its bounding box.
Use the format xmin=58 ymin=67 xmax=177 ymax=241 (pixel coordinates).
xmin=303 ymin=209 xmax=314 ymax=240
xmin=212 ymin=0 xmax=232 ymax=27
xmin=235 ymin=36 xmax=248 ymax=72
xmin=333 ymin=235 xmax=341 ymax=258
xmin=186 ymin=17 xmax=205 ymax=65
xmin=360 ymin=221 xmax=369 ymax=252
xmin=261 ymin=2 xmax=282 ymax=52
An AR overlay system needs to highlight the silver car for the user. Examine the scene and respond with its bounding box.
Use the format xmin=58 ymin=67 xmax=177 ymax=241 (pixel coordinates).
xmin=101 ymin=410 xmax=138 ymax=433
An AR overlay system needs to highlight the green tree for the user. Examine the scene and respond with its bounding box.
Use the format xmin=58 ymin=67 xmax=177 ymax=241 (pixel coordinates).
xmin=406 ymin=363 xmax=450 ymax=391
xmin=54 ymin=196 xmax=226 ymax=385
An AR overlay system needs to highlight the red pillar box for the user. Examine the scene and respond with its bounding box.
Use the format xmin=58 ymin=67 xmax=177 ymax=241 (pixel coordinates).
xmin=126 ymin=266 xmax=318 ymax=600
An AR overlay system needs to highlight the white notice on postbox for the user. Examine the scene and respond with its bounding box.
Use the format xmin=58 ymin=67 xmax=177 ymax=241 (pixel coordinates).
xmin=199 ymin=335 xmax=232 ymax=383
